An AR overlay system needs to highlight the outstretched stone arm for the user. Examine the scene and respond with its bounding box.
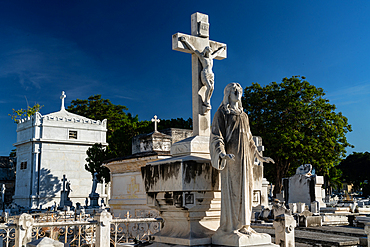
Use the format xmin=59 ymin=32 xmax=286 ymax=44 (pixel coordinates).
xmin=210 ymin=45 xmax=226 ymax=59
xmin=179 ymin=36 xmax=203 ymax=60
xmin=179 ymin=36 xmax=196 ymax=51
xmin=252 ymin=142 xmax=275 ymax=164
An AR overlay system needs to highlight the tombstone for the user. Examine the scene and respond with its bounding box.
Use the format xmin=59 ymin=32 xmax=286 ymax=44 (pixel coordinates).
xmin=58 ymin=175 xmax=72 ymax=210
xmin=298 ymin=210 xmax=322 ymax=227
xmin=311 ymin=201 xmax=319 ymax=214
xmin=26 ymin=237 xmax=64 ymax=247
xmin=283 ymin=164 xmax=325 ymax=208
xmin=252 ymin=137 xmax=270 ymax=209
xmin=104 ymin=115 xmax=190 ymax=217
xmin=272 ymin=199 xmax=291 ymax=219
xmin=288 ymin=203 xmax=297 ymax=214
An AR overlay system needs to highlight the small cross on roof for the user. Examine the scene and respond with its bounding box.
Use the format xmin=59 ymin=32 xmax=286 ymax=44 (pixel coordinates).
xmin=60 ymin=91 xmax=66 ymax=110
xmin=151 ymin=115 xmax=160 ymax=132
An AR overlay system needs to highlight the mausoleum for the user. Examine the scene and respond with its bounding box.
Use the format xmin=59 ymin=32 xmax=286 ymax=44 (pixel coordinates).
xmin=13 ymin=92 xmax=108 ymax=208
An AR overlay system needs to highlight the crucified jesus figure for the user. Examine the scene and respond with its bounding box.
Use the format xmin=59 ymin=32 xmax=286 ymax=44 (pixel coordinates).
xmin=180 ymin=36 xmax=226 ymax=112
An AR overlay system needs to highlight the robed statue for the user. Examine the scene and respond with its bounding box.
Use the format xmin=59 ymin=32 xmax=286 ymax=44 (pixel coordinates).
xmin=210 ymin=82 xmax=275 ymax=245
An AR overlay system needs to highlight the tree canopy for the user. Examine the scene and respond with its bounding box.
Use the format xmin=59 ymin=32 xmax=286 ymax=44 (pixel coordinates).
xmin=68 ymin=94 xmax=192 ymax=182
xmin=339 ymin=152 xmax=370 ymax=193
xmin=242 ymin=76 xmax=353 ymax=195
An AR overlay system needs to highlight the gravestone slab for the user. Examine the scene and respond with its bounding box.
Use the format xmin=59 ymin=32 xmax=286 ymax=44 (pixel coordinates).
xmin=283 ymin=165 xmax=325 ymax=208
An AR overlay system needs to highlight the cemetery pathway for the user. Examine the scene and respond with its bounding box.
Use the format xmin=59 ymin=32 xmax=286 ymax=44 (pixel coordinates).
xmin=254 ymin=225 xmax=363 ymax=246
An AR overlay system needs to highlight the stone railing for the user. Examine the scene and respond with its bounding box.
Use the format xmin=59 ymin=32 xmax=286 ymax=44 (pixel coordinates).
xmin=0 ymin=210 xmax=162 ymax=247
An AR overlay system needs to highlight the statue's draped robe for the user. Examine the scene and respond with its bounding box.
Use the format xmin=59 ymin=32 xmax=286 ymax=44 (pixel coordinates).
xmin=210 ymin=105 xmax=257 ymax=233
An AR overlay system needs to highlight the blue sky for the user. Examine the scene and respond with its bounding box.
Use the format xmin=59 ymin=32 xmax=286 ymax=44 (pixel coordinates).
xmin=1 ymin=0 xmax=370 ymax=156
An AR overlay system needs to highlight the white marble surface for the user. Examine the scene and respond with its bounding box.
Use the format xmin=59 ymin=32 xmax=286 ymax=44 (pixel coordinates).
xmin=14 ymin=92 xmax=107 ymax=208
xmin=172 ymin=12 xmax=227 ymax=137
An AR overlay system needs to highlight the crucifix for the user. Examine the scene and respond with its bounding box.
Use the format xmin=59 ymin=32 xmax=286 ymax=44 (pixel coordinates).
xmin=151 ymin=115 xmax=160 ymax=132
xmin=61 ymin=174 xmax=67 ymax=192
xmin=60 ymin=91 xmax=66 ymax=110
xmin=172 ymin=12 xmax=227 ymax=136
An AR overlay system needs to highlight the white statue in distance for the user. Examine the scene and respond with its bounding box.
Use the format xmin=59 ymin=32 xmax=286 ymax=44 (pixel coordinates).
xmin=296 ymin=164 xmax=313 ymax=176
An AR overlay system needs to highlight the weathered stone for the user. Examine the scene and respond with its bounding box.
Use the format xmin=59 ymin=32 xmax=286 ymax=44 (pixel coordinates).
xmin=283 ymin=172 xmax=325 ymax=209
xmin=172 ymin=12 xmax=227 ymax=137
xmin=273 ymin=214 xmax=296 ymax=247
xmin=14 ymin=91 xmax=107 ymax=208
xmin=142 ymin=157 xmax=221 ymax=245
xmin=26 ymin=237 xmax=64 ymax=247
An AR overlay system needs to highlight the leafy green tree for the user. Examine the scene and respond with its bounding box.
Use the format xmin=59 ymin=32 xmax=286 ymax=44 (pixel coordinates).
xmin=67 ymin=94 xmax=138 ymax=146
xmin=324 ymin=165 xmax=343 ymax=195
xmin=67 ymin=95 xmax=139 ymax=180
xmin=339 ymin=152 xmax=370 ymax=192
xmin=242 ymin=76 xmax=353 ymax=195
xmin=68 ymin=95 xmax=192 ymax=182
xmin=9 ymin=103 xmax=43 ymax=123
xmin=85 ymin=143 xmax=110 ymax=183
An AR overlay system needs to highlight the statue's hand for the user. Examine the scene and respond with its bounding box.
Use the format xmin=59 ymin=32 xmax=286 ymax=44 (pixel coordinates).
xmin=220 ymin=153 xmax=235 ymax=161
xmin=263 ymin=157 xmax=275 ymax=164
xmin=180 ymin=36 xmax=186 ymax=42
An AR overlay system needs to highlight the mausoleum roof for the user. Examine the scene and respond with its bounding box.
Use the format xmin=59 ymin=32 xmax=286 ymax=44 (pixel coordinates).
xmin=43 ymin=108 xmax=92 ymax=121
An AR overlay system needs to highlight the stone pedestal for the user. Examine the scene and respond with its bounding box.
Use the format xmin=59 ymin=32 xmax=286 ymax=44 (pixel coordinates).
xmin=142 ymin=155 xmax=221 ymax=245
xmin=94 ymin=210 xmax=112 ymax=247
xmin=273 ymin=214 xmax=296 ymax=247
xmin=171 ymin=136 xmax=210 ymax=159
xmin=212 ymin=231 xmax=275 ymax=247
xmin=89 ymin=193 xmax=99 ymax=208
xmin=58 ymin=191 xmax=72 ymax=210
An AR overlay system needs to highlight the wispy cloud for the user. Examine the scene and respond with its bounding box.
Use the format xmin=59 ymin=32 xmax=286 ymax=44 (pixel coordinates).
xmin=326 ymin=82 xmax=370 ymax=106
xmin=0 ymin=27 xmax=102 ymax=92
xmin=114 ymin=95 xmax=135 ymax=101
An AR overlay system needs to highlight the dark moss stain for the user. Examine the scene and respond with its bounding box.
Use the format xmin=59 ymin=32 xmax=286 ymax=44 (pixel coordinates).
xmin=160 ymin=162 xmax=181 ymax=181
xmin=211 ymin=166 xmax=219 ymax=189
xmin=141 ymin=162 xmax=181 ymax=192
xmin=141 ymin=165 xmax=159 ymax=192
xmin=253 ymin=164 xmax=263 ymax=181
xmin=183 ymin=161 xmax=207 ymax=183
xmin=183 ymin=161 xmax=219 ymax=189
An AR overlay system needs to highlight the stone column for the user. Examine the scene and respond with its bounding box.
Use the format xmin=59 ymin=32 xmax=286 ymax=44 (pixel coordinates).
xmin=297 ymin=202 xmax=305 ymax=213
xmin=288 ymin=203 xmax=297 ymax=214
xmin=14 ymin=213 xmax=34 ymax=247
xmin=94 ymin=210 xmax=112 ymax=247
xmin=365 ymin=223 xmax=370 ymax=247
xmin=273 ymin=214 xmax=296 ymax=247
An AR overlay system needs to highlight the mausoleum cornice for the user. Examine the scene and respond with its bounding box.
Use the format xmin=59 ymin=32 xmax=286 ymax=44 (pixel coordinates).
xmin=14 ymin=138 xmax=108 ymax=147
xmin=17 ymin=109 xmax=107 ymax=129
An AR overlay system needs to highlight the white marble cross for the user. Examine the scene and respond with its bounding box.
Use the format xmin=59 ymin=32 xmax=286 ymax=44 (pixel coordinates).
xmin=172 ymin=12 xmax=227 ymax=136
xmin=60 ymin=91 xmax=66 ymax=110
xmin=151 ymin=115 xmax=160 ymax=132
